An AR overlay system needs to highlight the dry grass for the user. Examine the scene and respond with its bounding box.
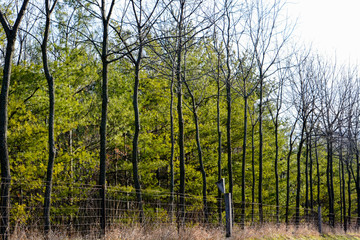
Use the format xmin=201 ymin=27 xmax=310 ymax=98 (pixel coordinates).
xmin=9 ymin=223 xmax=360 ymax=239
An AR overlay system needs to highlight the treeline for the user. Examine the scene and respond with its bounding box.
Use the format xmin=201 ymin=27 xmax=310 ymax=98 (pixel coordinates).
xmin=0 ymin=0 xmax=359 ymax=238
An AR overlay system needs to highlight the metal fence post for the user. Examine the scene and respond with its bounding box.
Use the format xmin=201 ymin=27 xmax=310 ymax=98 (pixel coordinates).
xmin=318 ymin=205 xmax=322 ymax=235
xmin=225 ymin=193 xmax=232 ymax=238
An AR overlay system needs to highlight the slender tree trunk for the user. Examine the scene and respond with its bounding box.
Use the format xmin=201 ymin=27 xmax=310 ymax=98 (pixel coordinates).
xmin=305 ymin=134 xmax=309 ymax=217
xmin=346 ymin=162 xmax=351 ymax=228
xmin=0 ymin=2 xmax=29 ymax=238
xmin=194 ymin=112 xmax=207 ymax=221
xmin=274 ymin=118 xmax=279 ymax=225
xmin=339 ymin=155 xmax=343 ymax=225
xmin=295 ymin=122 xmax=306 ymax=226
xmin=132 ymin=48 xmax=144 ymax=222
xmin=241 ymin=96 xmax=248 ymax=227
xmin=226 ymin=81 xmax=232 ymax=195
xmin=99 ymin=6 xmax=110 ymax=234
xmin=225 ymin=1 xmax=233 ymax=195
xmin=169 ymin=71 xmax=175 ymax=221
xmin=330 ymin=142 xmax=335 ymax=226
xmin=285 ymin=116 xmax=297 ymax=225
xmin=251 ymin=124 xmax=256 ymax=224
xmin=285 ymin=128 xmax=294 ymax=225
xmin=258 ymin=76 xmax=264 ymax=224
xmin=176 ymin=1 xmax=185 ymax=222
xmin=216 ymin=64 xmax=222 ymax=224
xmin=0 ymin=38 xmax=14 ymax=240
xmin=356 ymin=147 xmax=360 ymax=227
xmin=183 ymin=54 xmax=207 ymax=222
xmin=315 ymin=137 xmax=320 ymax=207
xmin=341 ymin=152 xmax=347 ymax=231
xmin=326 ymin=137 xmax=335 ymax=227
xmin=309 ymin=134 xmax=313 ymax=211
xmin=41 ymin=0 xmax=57 ymax=233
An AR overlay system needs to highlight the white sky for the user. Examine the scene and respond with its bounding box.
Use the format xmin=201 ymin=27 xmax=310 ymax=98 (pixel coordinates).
xmin=286 ymin=0 xmax=360 ymax=64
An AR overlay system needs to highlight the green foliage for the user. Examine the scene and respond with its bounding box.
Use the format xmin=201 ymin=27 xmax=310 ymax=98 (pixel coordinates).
xmin=2 ymin=10 xmax=343 ymax=228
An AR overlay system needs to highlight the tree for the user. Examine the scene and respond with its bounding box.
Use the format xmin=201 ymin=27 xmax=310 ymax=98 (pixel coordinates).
xmin=41 ymin=0 xmax=58 ymax=234
xmin=183 ymin=38 xmax=214 ymax=221
xmin=316 ymin=57 xmax=344 ymax=227
xmin=78 ymin=0 xmax=116 ymax=235
xmin=166 ymin=0 xmax=210 ymax=223
xmin=266 ymin=60 xmax=287 ymax=224
xmin=245 ymin=0 xmax=292 ymax=223
xmin=290 ymin=54 xmax=317 ymax=226
xmin=115 ymin=0 xmax=165 ymax=222
xmin=0 ymin=1 xmax=30 ymax=238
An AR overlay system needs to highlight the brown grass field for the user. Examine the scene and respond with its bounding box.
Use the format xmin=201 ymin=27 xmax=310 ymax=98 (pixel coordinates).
xmin=9 ymin=223 xmax=360 ymax=240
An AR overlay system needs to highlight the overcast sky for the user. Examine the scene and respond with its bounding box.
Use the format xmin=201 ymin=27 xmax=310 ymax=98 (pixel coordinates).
xmin=286 ymin=0 xmax=360 ymax=64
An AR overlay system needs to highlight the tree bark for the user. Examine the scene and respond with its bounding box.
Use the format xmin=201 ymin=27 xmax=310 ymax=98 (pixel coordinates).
xmin=169 ymin=71 xmax=175 ymax=221
xmin=305 ymin=134 xmax=309 ymax=217
xmin=326 ymin=137 xmax=335 ymax=227
xmin=285 ymin=123 xmax=296 ymax=225
xmin=295 ymin=121 xmax=306 ymax=226
xmin=274 ymin=115 xmax=279 ymax=224
xmin=315 ymin=137 xmax=320 ymax=207
xmin=341 ymin=149 xmax=347 ymax=231
xmin=99 ymin=0 xmax=115 ymax=234
xmin=251 ymin=123 xmax=256 ymax=224
xmin=176 ymin=1 xmax=185 ymax=223
xmin=309 ymin=134 xmax=313 ymax=211
xmin=240 ymin=96 xmax=248 ymax=227
xmin=216 ymin=59 xmax=222 ymax=224
xmin=0 ymin=36 xmax=14 ymax=240
xmin=132 ymin=45 xmax=144 ymax=222
xmin=194 ymin=112 xmax=207 ymax=221
xmin=184 ymin=78 xmax=208 ymax=222
xmin=41 ymin=0 xmax=58 ymax=234
xmin=258 ymin=75 xmax=264 ymax=224
xmin=0 ymin=1 xmax=29 ymax=238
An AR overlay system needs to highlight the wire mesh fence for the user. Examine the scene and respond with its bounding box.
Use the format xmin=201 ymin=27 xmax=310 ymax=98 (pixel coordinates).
xmin=1 ymin=180 xmax=358 ymax=238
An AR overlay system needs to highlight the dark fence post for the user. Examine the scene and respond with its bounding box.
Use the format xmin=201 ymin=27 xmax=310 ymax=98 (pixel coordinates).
xmin=318 ymin=206 xmax=322 ymax=235
xmin=225 ymin=193 xmax=232 ymax=238
xmin=101 ymin=184 xmax=106 ymax=237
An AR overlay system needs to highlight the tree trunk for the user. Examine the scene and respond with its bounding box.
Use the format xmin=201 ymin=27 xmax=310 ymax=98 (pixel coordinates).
xmin=309 ymin=134 xmax=313 ymax=211
xmin=315 ymin=137 xmax=320 ymax=207
xmin=42 ymin=1 xmax=57 ymax=234
xmin=305 ymin=134 xmax=309 ymax=217
xmin=251 ymin=124 xmax=256 ymax=224
xmin=356 ymin=147 xmax=360 ymax=227
xmin=339 ymin=156 xmax=343 ymax=225
xmin=226 ymin=82 xmax=232 ymax=195
xmin=194 ymin=112 xmax=207 ymax=221
xmin=241 ymin=96 xmax=248 ymax=227
xmin=274 ymin=116 xmax=279 ymax=224
xmin=216 ymin=64 xmax=222 ymax=224
xmin=346 ymin=161 xmax=351 ymax=228
xmin=258 ymin=75 xmax=264 ymax=224
xmin=99 ymin=9 xmax=109 ymax=235
xmin=132 ymin=48 xmax=144 ymax=222
xmin=0 ymin=2 xmax=29 ymax=238
xmin=176 ymin=1 xmax=185 ymax=222
xmin=295 ymin=122 xmax=306 ymax=226
xmin=0 ymin=37 xmax=14 ymax=240
xmin=341 ymin=151 xmax=347 ymax=231
xmin=326 ymin=137 xmax=335 ymax=227
xmin=169 ymin=71 xmax=175 ymax=221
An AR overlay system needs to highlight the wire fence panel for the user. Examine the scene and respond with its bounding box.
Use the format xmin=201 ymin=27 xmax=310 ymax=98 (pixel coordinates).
xmin=1 ymin=181 xmax=350 ymax=237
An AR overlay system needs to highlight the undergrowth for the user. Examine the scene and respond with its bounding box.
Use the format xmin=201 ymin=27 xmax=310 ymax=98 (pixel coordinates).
xmin=9 ymin=223 xmax=360 ymax=239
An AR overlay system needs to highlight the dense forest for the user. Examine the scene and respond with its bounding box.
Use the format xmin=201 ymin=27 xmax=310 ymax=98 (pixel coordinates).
xmin=0 ymin=0 xmax=359 ymax=238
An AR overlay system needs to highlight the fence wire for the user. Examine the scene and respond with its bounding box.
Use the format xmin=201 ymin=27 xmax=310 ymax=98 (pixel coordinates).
xmin=0 ymin=181 xmax=357 ymax=237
